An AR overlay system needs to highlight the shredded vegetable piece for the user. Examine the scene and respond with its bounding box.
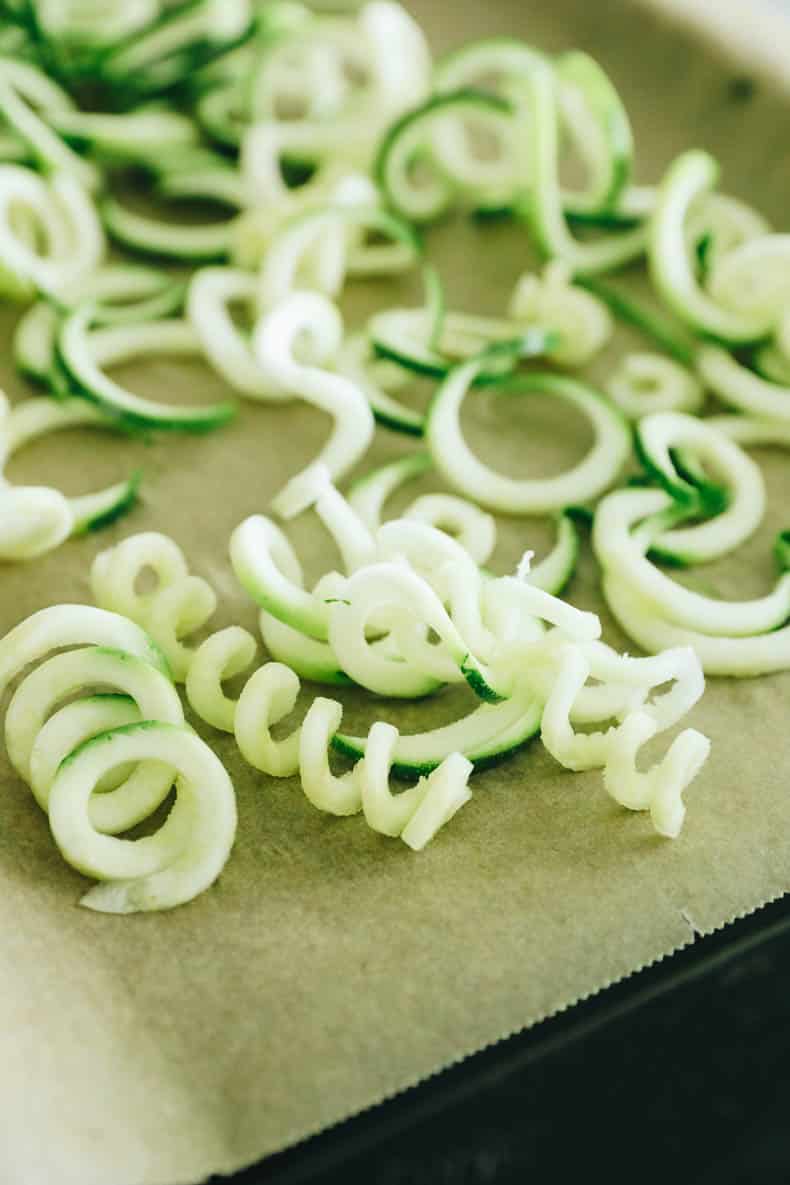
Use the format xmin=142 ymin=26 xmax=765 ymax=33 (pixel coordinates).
xmin=50 ymin=722 xmax=237 ymax=913
xmin=0 ymin=393 xmax=140 ymax=559
xmin=426 ymin=357 xmax=631 ymax=515
xmin=91 ymin=533 xmax=217 ymax=681
xmin=253 ymin=291 xmax=375 ymax=515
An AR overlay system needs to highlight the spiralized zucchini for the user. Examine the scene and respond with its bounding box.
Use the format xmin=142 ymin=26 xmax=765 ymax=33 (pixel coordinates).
xmin=252 ymin=290 xmax=375 ymax=514
xmin=596 ymin=414 xmax=790 ymax=675
xmin=0 ymin=392 xmax=139 ymax=560
xmin=0 ymin=603 xmax=236 ymax=911
xmin=58 ymin=306 xmax=237 ymax=432
xmin=426 ymin=356 xmax=631 ymax=515
xmin=0 ymin=165 xmax=103 ymax=300
xmin=18 ymin=2 xmax=790 ymax=898
xmin=634 ymin=411 xmax=765 ymax=563
xmin=14 ymin=263 xmax=185 ymax=388
xmin=647 ymin=152 xmax=776 ymax=344
xmin=0 ymin=59 xmax=100 ymax=191
xmin=225 ymin=470 xmax=710 ymax=837
xmin=605 ymin=353 xmax=704 ymax=421
xmin=233 ymin=656 xmax=474 ymax=843
xmin=50 ymin=722 xmax=237 ymax=913
xmin=91 ymin=532 xmax=217 ymax=681
xmin=187 ymin=267 xmax=288 ymax=402
xmin=508 ymin=261 xmax=613 ymax=366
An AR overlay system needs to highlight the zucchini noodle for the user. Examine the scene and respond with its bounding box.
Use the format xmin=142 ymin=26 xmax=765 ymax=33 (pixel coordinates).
xmin=705 ymin=233 xmax=790 ymax=325
xmin=605 ymin=353 xmax=704 ymax=420
xmin=232 ymin=659 xmax=474 ymax=843
xmin=358 ymin=722 xmax=473 ymax=847
xmin=594 ymin=487 xmax=790 ymax=636
xmin=0 ymin=602 xmax=235 ymax=910
xmin=0 ymin=393 xmax=140 ymax=559
xmin=648 ymin=152 xmax=775 ymax=343
xmin=602 ymin=711 xmax=710 ymax=839
xmin=100 ymin=196 xmax=237 ymax=264
xmin=418 ymin=41 xmax=634 ymax=224
xmin=185 ymin=626 xmax=259 ymax=732
xmin=91 ymin=532 xmax=218 ymax=681
xmin=0 ymin=59 xmax=100 ymax=191
xmin=6 ymin=645 xmax=183 ymax=831
xmin=50 ymin=722 xmax=237 ymax=913
xmin=187 ymin=267 xmax=289 ymax=402
xmin=634 ymin=411 xmax=765 ymax=563
xmin=0 ymin=165 xmax=103 ymax=299
xmin=508 ymin=260 xmax=613 ymax=366
xmin=252 ymin=290 xmax=375 ymax=513
xmin=596 ymin=461 xmax=790 ymax=675
xmin=14 ymin=264 xmax=185 ymax=388
xmin=230 ymin=513 xmax=335 ymax=641
xmin=697 ymin=345 xmax=790 ymax=424
xmin=602 ymin=576 xmax=790 ymax=678
xmin=426 ymin=356 xmax=631 ymax=515
xmin=101 ymin=0 xmax=253 ymax=97
xmin=0 ymin=604 xmax=170 ymax=701
xmin=334 ymin=333 xmax=427 ymax=435
xmin=58 ymin=306 xmax=237 ymax=431
xmin=513 ymin=61 xmax=647 ymax=275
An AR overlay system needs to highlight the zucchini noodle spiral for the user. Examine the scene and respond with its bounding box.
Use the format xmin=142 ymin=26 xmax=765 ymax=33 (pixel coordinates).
xmin=0 ymin=392 xmax=139 ymax=560
xmin=0 ymin=604 xmax=236 ymax=911
xmin=91 ymin=532 xmax=218 ymax=681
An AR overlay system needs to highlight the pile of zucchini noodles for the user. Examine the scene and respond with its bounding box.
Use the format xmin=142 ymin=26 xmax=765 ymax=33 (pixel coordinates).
xmin=2 ymin=0 xmax=789 ymax=910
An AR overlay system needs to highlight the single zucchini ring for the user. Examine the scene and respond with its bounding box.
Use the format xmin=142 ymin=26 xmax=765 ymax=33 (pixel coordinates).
xmin=634 ymin=411 xmax=764 ymax=563
xmin=647 ymin=151 xmax=774 ymax=344
xmin=0 ymin=58 xmax=101 ymax=191
xmin=697 ymin=344 xmax=790 ymax=424
xmin=0 ymin=603 xmax=170 ymax=703
xmin=5 ymin=645 xmax=184 ymax=831
xmin=425 ymin=356 xmax=631 ymax=515
xmin=374 ymin=88 xmax=516 ymax=223
xmin=14 ymin=264 xmax=185 ymax=388
xmin=333 ymin=681 xmax=543 ymax=776
xmin=187 ymin=266 xmax=290 ymax=402
xmin=605 ymin=352 xmax=704 ymax=420
xmin=57 ymin=304 xmax=237 ymax=432
xmin=100 ymin=195 xmax=236 ymax=263
xmin=0 ymin=394 xmax=141 ymax=558
xmin=0 ymin=165 xmax=104 ymax=300
xmin=593 ymin=487 xmax=790 ymax=637
xmin=514 ymin=60 xmax=647 ymax=275
xmin=48 ymin=721 xmax=237 ymax=914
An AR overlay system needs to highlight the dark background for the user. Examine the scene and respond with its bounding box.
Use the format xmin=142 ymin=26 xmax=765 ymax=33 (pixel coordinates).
xmin=209 ymin=895 xmax=790 ymax=1185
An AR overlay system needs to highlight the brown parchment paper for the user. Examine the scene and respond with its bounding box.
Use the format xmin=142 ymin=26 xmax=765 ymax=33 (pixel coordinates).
xmin=3 ymin=2 xmax=790 ymax=1182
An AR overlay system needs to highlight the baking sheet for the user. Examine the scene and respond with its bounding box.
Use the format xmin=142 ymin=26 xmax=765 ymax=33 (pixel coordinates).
xmin=2 ymin=2 xmax=790 ymax=1182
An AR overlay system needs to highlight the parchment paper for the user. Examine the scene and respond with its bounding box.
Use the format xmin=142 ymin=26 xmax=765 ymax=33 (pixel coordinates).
xmin=3 ymin=2 xmax=790 ymax=1182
